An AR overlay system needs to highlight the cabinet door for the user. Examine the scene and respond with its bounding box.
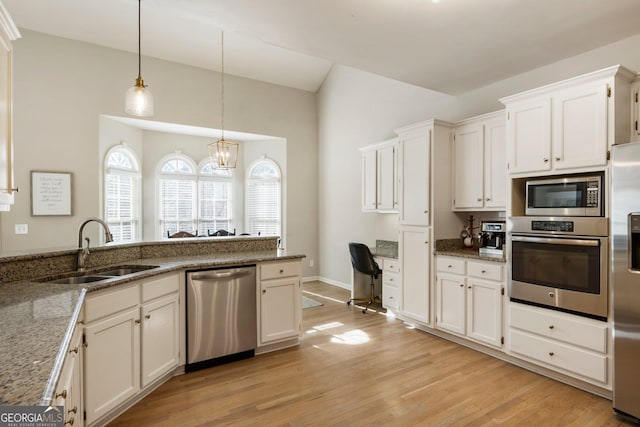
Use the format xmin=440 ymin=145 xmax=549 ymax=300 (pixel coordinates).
xmin=552 ymin=83 xmax=608 ymax=171
xmin=84 ymin=307 xmax=140 ymax=426
xmin=260 ymin=277 xmax=300 ymax=344
xmin=141 ymin=293 xmax=179 ymax=388
xmin=453 ymin=123 xmax=484 ymax=209
xmin=400 ymin=227 xmax=430 ymax=323
xmin=484 ymin=118 xmax=507 ymax=209
xmin=0 ymin=34 xmax=14 ymax=209
xmin=466 ymin=278 xmax=503 ymax=347
xmin=377 ymin=144 xmax=396 ymax=211
xmin=399 ymin=130 xmax=430 ymax=226
xmin=507 ymin=98 xmax=551 ymax=174
xmin=361 ymin=149 xmax=377 ymax=211
xmin=436 ymin=273 xmax=466 ymax=335
xmin=632 ymin=82 xmax=640 ymax=141
xmin=55 ymin=326 xmax=83 ymax=427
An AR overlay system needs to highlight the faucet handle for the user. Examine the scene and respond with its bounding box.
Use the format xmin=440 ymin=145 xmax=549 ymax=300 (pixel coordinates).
xmin=83 ymin=237 xmax=91 ymax=253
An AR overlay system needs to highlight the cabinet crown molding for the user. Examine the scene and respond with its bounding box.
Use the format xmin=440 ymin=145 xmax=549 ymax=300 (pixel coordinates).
xmin=0 ymin=2 xmax=20 ymax=43
xmin=395 ymin=118 xmax=453 ymax=136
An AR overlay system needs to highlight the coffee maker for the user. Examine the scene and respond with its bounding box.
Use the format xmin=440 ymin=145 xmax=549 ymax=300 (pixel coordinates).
xmin=479 ymin=221 xmax=506 ymax=258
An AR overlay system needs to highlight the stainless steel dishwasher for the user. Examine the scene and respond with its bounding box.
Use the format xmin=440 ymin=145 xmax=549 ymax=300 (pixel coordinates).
xmin=186 ymin=266 xmax=256 ymax=372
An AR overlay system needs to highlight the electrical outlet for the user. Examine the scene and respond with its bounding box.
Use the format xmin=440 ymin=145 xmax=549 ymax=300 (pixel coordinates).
xmin=309 ymin=259 xmax=314 ymax=267
xmin=15 ymin=224 xmax=28 ymax=235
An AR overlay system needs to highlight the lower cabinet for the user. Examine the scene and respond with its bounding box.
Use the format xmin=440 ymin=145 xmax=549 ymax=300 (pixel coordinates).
xmin=258 ymin=260 xmax=302 ymax=346
xmin=400 ymin=226 xmax=431 ymax=324
xmin=381 ymin=258 xmax=401 ymax=311
xmin=436 ymin=256 xmax=504 ymax=348
xmin=508 ymin=302 xmax=609 ymax=386
xmin=55 ymin=324 xmax=84 ymax=427
xmin=83 ymin=273 xmax=180 ymax=426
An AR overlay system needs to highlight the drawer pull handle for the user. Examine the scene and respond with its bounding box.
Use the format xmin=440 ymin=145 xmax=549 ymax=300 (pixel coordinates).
xmin=69 ymin=346 xmax=79 ymax=354
xmin=549 ymin=352 xmax=554 ymax=356
xmin=65 ymin=417 xmax=74 ymax=426
xmin=68 ymin=406 xmax=77 ymax=414
xmin=55 ymin=390 xmax=67 ymax=399
xmin=549 ymin=325 xmax=555 ymax=330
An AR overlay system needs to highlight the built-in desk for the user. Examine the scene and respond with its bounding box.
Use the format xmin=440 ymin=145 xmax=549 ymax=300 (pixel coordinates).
xmin=349 ymin=240 xmax=398 ymax=309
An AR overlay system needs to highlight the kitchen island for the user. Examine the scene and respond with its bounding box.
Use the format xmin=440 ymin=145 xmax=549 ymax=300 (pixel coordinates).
xmin=0 ymin=236 xmax=304 ymax=413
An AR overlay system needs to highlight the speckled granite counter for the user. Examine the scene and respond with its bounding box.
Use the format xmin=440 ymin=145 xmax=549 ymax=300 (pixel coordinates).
xmin=371 ymin=239 xmax=398 ymax=259
xmin=0 ymin=238 xmax=304 ymax=407
xmin=434 ymin=238 xmax=505 ymax=263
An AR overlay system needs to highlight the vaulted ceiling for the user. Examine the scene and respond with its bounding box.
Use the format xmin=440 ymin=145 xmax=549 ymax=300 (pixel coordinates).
xmin=5 ymin=0 xmax=640 ymax=94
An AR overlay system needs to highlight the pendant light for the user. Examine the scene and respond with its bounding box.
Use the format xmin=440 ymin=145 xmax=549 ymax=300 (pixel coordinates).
xmin=125 ymin=0 xmax=153 ymax=117
xmin=208 ymin=30 xmax=238 ymax=169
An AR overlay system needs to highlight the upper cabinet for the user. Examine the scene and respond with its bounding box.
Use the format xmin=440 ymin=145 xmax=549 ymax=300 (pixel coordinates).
xmin=452 ymin=111 xmax=506 ymax=211
xmin=631 ymin=76 xmax=640 ymax=142
xmin=501 ymin=65 xmax=636 ymax=177
xmin=360 ymin=137 xmax=398 ymax=213
xmin=0 ymin=3 xmax=19 ymax=211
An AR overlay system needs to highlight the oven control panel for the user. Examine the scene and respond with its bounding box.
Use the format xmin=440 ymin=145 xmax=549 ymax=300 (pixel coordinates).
xmin=531 ymin=220 xmax=575 ymax=233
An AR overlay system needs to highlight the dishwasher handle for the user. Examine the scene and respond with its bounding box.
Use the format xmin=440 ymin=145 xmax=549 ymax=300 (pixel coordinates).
xmin=189 ymin=268 xmax=254 ymax=282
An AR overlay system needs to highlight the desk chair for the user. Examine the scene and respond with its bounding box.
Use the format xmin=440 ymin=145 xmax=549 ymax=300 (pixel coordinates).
xmin=168 ymin=230 xmax=196 ymax=238
xmin=347 ymin=242 xmax=382 ymax=313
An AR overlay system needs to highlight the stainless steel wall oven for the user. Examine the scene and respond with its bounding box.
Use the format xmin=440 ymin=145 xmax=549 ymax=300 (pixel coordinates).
xmin=509 ymin=216 xmax=608 ymax=320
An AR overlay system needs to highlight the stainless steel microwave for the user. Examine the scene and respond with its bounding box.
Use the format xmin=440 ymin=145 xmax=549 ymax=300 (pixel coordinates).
xmin=525 ymin=174 xmax=603 ymax=216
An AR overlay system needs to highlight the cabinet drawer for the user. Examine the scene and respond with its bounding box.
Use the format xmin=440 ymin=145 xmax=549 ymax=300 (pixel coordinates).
xmin=383 ymin=271 xmax=400 ymax=288
xmin=261 ymin=261 xmax=301 ymax=280
xmin=436 ymin=257 xmax=466 ymax=275
xmin=509 ymin=303 xmax=607 ymax=353
xmin=509 ymin=329 xmax=607 ymax=384
xmin=142 ymin=273 xmax=179 ymax=302
xmin=382 ymin=284 xmax=400 ymax=310
xmin=383 ymin=258 xmax=400 ymax=273
xmin=467 ymin=261 xmax=503 ymax=281
xmin=84 ymin=283 xmax=139 ymax=323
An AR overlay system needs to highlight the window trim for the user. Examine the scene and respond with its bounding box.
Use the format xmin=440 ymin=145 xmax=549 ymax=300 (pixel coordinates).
xmin=245 ymin=157 xmax=282 ymax=241
xmin=104 ymin=144 xmax=141 ymax=242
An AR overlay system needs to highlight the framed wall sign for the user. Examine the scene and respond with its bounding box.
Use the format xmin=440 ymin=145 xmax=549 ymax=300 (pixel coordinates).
xmin=31 ymin=171 xmax=73 ymax=216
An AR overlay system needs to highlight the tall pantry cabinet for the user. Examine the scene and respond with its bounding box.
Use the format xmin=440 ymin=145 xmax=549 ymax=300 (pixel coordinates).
xmin=395 ymin=120 xmax=455 ymax=326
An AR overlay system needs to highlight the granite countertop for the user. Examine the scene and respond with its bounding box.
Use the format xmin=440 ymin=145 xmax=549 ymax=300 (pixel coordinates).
xmin=0 ymin=249 xmax=304 ymax=407
xmin=371 ymin=239 xmax=398 ymax=259
xmin=434 ymin=248 xmax=506 ymax=263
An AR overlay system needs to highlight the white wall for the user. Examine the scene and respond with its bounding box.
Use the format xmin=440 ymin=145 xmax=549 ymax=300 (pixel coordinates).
xmin=0 ymin=30 xmax=318 ymax=278
xmin=318 ymin=33 xmax=640 ymax=287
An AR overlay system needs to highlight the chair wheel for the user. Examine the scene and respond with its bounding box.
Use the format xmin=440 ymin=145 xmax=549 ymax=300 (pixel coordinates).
xmin=362 ymin=309 xmax=367 ymax=314
xmin=347 ymin=300 xmax=351 ymax=306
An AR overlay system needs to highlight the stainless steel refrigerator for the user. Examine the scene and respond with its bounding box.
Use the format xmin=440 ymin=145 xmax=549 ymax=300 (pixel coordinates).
xmin=611 ymin=141 xmax=640 ymax=421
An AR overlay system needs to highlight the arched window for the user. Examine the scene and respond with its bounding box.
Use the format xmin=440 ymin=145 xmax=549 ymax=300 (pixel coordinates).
xmin=246 ymin=158 xmax=281 ymax=237
xmin=197 ymin=161 xmax=233 ymax=235
xmin=104 ymin=145 xmax=141 ymax=242
xmin=157 ymin=154 xmax=235 ymax=238
xmin=157 ymin=154 xmax=198 ymax=238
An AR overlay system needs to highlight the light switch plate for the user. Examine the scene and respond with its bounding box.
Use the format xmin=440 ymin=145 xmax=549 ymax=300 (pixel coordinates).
xmin=15 ymin=224 xmax=28 ymax=234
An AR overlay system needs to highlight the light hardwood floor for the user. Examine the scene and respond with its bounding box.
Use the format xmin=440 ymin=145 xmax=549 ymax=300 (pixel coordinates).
xmin=110 ymin=281 xmax=633 ymax=426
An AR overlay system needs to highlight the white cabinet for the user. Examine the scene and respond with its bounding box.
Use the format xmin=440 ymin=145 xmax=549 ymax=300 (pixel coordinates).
xmin=360 ymin=138 xmax=398 ymax=212
xmin=141 ymin=275 xmax=180 ymax=388
xmin=501 ymin=65 xmax=635 ymax=177
xmin=259 ymin=260 xmax=302 ymax=346
xmin=0 ymin=8 xmax=19 ymax=211
xmin=436 ymin=256 xmax=504 ymax=348
xmin=83 ymin=273 xmax=180 ymax=426
xmin=400 ymin=226 xmax=430 ymax=324
xmin=631 ymin=78 xmax=640 ymax=142
xmin=381 ymin=258 xmax=401 ymax=311
xmin=452 ymin=111 xmax=506 ymax=210
xmin=508 ymin=302 xmax=609 ymax=386
xmin=397 ymin=126 xmax=430 ymax=226
xmin=55 ymin=324 xmax=83 ymax=427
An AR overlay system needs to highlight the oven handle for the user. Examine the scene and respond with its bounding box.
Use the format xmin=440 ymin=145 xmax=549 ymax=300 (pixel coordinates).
xmin=511 ymin=235 xmax=600 ymax=247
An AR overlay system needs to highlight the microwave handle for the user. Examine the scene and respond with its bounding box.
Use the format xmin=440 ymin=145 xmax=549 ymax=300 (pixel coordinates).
xmin=511 ymin=235 xmax=599 ymax=247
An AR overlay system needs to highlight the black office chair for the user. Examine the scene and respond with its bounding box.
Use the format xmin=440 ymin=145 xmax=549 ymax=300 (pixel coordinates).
xmin=347 ymin=242 xmax=382 ymax=313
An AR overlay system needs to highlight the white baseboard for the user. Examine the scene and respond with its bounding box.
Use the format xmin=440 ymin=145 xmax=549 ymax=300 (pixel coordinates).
xmin=308 ymin=276 xmax=350 ymax=290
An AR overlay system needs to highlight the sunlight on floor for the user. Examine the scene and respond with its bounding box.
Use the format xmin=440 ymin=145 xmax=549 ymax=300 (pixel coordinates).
xmin=330 ymin=329 xmax=370 ymax=345
xmin=305 ymin=321 xmax=344 ymax=335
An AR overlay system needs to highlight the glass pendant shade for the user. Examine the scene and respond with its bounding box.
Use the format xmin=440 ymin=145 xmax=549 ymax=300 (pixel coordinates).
xmin=125 ymin=77 xmax=153 ymax=117
xmin=208 ymin=139 xmax=239 ymax=169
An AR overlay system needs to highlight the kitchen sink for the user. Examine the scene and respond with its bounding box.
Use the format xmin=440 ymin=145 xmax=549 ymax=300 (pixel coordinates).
xmin=96 ymin=265 xmax=159 ymax=276
xmin=49 ymin=275 xmax=110 ymax=285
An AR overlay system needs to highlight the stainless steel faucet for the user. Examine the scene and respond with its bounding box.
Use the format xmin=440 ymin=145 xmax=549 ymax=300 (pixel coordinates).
xmin=77 ymin=217 xmax=114 ymax=272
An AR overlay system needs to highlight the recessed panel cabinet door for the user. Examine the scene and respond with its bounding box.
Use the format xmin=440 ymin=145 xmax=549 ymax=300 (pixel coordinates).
xmin=507 ymin=98 xmax=551 ymax=175
xmin=84 ymin=308 xmax=140 ymax=426
xmin=141 ymin=293 xmax=179 ymax=388
xmin=484 ymin=118 xmax=506 ymax=209
xmin=401 ymin=226 xmax=430 ymax=323
xmin=453 ymin=123 xmax=484 ymax=209
xmin=466 ymin=278 xmax=503 ymax=348
xmin=436 ymin=273 xmax=466 ymax=335
xmin=377 ymin=144 xmax=396 ymax=211
xmin=399 ymin=130 xmax=430 ymax=226
xmin=260 ymin=277 xmax=300 ymax=344
xmin=552 ymin=83 xmax=608 ymax=171
xmin=361 ymin=149 xmax=377 ymax=211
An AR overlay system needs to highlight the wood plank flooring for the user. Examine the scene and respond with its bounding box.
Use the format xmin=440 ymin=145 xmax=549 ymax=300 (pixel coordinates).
xmin=110 ymin=281 xmax=634 ymax=426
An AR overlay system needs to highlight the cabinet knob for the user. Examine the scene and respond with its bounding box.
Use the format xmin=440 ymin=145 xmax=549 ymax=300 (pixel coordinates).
xmin=555 ymin=157 xmax=561 ymax=161
xmin=447 ymin=265 xmax=452 ymax=268
xmin=549 ymin=352 xmax=555 ymax=357
xmin=135 ymin=319 xmax=141 ymax=324
xmin=549 ymin=325 xmax=554 ymax=330
xmin=65 ymin=417 xmax=75 ymax=426
xmin=68 ymin=346 xmax=79 ymax=354
xmin=468 ymin=285 xmax=472 ymax=289
xmin=543 ymin=158 xmax=549 ymax=163
xmin=68 ymin=406 xmax=77 ymax=415
xmin=262 ymin=289 xmax=266 ymax=294
xmin=477 ymin=198 xmax=482 ymax=202
xmin=548 ymin=292 xmax=555 ymax=298
xmin=486 ymin=198 xmax=491 ymax=201
xmin=145 ymin=314 xmax=151 ymax=319
xmin=389 ymin=296 xmax=394 ymax=300
xmin=389 ymin=278 xmax=393 ymax=282
xmin=424 ymin=210 xmax=428 ymax=214
xmin=460 ymin=283 xmax=464 ymax=287
xmin=279 ymin=269 xmax=284 ymax=274
xmin=55 ymin=389 xmax=67 ymax=399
